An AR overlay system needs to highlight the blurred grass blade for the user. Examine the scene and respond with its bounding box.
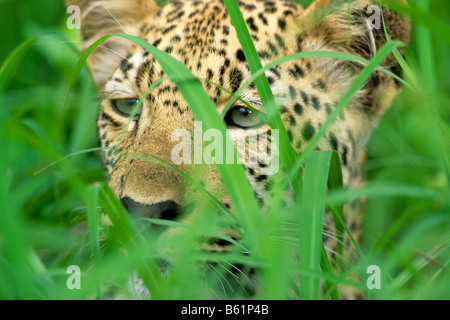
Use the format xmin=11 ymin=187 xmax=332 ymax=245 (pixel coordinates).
xmin=299 ymin=150 xmax=333 ymax=300
xmin=320 ymin=245 xmax=340 ymax=300
xmin=326 ymin=151 xmax=345 ymax=271
xmin=0 ymin=38 xmax=37 ymax=94
xmin=380 ymin=7 xmax=419 ymax=91
xmin=322 ymin=150 xmax=345 ymax=300
xmin=98 ymin=183 xmax=171 ymax=299
xmin=0 ymin=116 xmax=52 ymax=299
xmin=61 ymin=34 xmax=112 ymax=124
xmin=86 ymin=183 xmax=103 ymax=300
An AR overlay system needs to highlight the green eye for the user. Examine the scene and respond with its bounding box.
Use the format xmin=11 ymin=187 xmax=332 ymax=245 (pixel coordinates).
xmin=225 ymin=106 xmax=263 ymax=128
xmin=110 ymin=98 xmax=141 ymax=117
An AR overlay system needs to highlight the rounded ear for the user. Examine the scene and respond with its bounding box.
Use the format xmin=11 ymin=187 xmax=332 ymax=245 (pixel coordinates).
xmin=296 ymin=0 xmax=411 ymax=114
xmin=298 ymin=0 xmax=410 ymax=64
xmin=66 ymin=0 xmax=160 ymax=88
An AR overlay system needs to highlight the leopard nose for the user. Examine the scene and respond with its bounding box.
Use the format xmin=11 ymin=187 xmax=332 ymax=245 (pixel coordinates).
xmin=121 ymin=197 xmax=181 ymax=221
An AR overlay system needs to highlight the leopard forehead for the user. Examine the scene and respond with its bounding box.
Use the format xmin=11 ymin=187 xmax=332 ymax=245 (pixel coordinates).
xmin=105 ymin=0 xmax=302 ymax=109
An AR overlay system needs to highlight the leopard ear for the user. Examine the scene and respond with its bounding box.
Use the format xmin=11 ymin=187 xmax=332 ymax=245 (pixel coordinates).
xmin=298 ymin=0 xmax=410 ymax=62
xmin=297 ymin=0 xmax=411 ymax=114
xmin=66 ymin=0 xmax=160 ymax=88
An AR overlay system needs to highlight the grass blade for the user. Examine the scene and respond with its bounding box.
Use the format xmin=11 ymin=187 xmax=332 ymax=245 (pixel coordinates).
xmin=299 ymin=150 xmax=333 ymax=300
xmin=326 ymin=151 xmax=345 ymax=272
xmin=86 ymin=183 xmax=103 ymax=300
xmin=61 ymin=34 xmax=112 ymax=125
xmin=98 ymin=183 xmax=171 ymax=299
xmin=0 ymin=38 xmax=37 ymax=94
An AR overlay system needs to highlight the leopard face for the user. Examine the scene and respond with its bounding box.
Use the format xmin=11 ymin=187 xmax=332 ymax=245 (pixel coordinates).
xmin=68 ymin=0 xmax=409 ymax=298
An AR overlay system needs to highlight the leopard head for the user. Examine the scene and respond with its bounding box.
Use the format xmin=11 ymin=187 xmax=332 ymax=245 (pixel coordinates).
xmin=67 ymin=0 xmax=410 ymax=297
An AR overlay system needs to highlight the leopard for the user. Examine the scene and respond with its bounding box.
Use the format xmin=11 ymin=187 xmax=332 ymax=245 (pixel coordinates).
xmin=67 ymin=0 xmax=410 ymax=299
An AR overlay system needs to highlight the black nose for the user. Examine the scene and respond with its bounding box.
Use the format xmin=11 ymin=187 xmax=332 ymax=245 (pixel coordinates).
xmin=121 ymin=197 xmax=180 ymax=221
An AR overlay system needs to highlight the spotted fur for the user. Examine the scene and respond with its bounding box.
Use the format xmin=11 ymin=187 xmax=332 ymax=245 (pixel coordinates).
xmin=67 ymin=0 xmax=410 ymax=298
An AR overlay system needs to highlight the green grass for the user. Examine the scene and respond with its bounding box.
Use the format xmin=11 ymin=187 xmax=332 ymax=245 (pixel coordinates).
xmin=0 ymin=0 xmax=449 ymax=300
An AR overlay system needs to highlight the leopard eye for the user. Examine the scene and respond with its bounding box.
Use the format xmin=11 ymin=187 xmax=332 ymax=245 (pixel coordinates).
xmin=110 ymin=98 xmax=141 ymax=117
xmin=225 ymin=106 xmax=263 ymax=129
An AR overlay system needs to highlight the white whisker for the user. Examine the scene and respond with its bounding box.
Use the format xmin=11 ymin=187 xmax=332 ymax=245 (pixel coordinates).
xmin=102 ymin=3 xmax=125 ymax=33
xmin=97 ymin=45 xmax=128 ymax=60
xmin=206 ymin=263 xmax=230 ymax=298
xmin=222 ymin=260 xmax=255 ymax=290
